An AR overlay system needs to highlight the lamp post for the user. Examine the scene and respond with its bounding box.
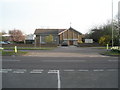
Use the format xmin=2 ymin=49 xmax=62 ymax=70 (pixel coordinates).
xmin=112 ymin=0 xmax=114 ymax=47
xmin=118 ymin=1 xmax=120 ymax=48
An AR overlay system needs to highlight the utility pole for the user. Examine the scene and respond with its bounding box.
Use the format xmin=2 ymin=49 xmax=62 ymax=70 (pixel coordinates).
xmin=70 ymin=22 xmax=72 ymax=28
xmin=112 ymin=0 xmax=114 ymax=47
xmin=118 ymin=1 xmax=120 ymax=48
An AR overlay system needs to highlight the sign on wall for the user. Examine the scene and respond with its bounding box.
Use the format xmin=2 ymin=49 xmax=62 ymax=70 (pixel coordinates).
xmin=85 ymin=39 xmax=93 ymax=43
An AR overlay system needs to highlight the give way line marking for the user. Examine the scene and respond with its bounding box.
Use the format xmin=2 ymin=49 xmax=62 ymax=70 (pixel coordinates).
xmin=48 ymin=70 xmax=61 ymax=90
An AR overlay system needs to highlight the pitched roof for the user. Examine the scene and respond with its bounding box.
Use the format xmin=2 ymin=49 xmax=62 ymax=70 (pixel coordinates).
xmin=34 ymin=27 xmax=82 ymax=35
xmin=68 ymin=27 xmax=82 ymax=35
xmin=58 ymin=27 xmax=82 ymax=35
xmin=34 ymin=29 xmax=66 ymax=35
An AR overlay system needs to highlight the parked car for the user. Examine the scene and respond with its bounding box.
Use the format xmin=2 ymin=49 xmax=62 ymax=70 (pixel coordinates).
xmin=4 ymin=41 xmax=11 ymax=44
xmin=61 ymin=41 xmax=68 ymax=46
xmin=0 ymin=41 xmax=11 ymax=44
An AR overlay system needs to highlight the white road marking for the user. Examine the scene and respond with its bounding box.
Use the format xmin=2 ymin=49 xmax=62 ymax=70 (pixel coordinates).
xmin=0 ymin=71 xmax=8 ymax=73
xmin=93 ymin=69 xmax=104 ymax=72
xmin=13 ymin=69 xmax=26 ymax=74
xmin=32 ymin=69 xmax=44 ymax=71
xmin=0 ymin=69 xmax=118 ymax=74
xmin=48 ymin=70 xmax=61 ymax=89
xmin=30 ymin=71 xmax=42 ymax=74
xmin=0 ymin=70 xmax=8 ymax=73
xmin=78 ymin=70 xmax=89 ymax=72
xmin=57 ymin=70 xmax=61 ymax=90
xmin=0 ymin=69 xmax=12 ymax=73
xmin=30 ymin=69 xmax=43 ymax=74
xmin=108 ymin=60 xmax=118 ymax=62
xmin=64 ymin=70 xmax=75 ymax=72
xmin=1 ymin=69 xmax=12 ymax=71
xmin=13 ymin=71 xmax=25 ymax=73
xmin=48 ymin=70 xmax=58 ymax=73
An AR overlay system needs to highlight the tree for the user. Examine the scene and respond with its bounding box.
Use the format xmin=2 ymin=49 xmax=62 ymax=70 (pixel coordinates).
xmin=86 ymin=19 xmax=119 ymax=45
xmin=45 ymin=35 xmax=53 ymax=43
xmin=99 ymin=35 xmax=111 ymax=45
xmin=9 ymin=29 xmax=25 ymax=42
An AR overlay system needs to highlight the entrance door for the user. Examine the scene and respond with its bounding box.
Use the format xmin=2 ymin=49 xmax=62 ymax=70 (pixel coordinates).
xmin=69 ymin=40 xmax=73 ymax=45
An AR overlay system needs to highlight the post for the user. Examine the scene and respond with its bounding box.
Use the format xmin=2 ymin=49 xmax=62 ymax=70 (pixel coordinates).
xmin=15 ymin=46 xmax=17 ymax=53
xmin=111 ymin=0 xmax=114 ymax=47
xmin=106 ymin=44 xmax=109 ymax=50
xmin=118 ymin=1 xmax=120 ymax=50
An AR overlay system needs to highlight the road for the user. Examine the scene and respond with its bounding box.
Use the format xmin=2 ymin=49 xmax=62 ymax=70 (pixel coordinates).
xmin=1 ymin=46 xmax=119 ymax=89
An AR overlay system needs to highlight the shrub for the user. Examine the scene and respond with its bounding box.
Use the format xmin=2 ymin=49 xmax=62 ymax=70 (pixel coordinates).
xmin=99 ymin=35 xmax=111 ymax=45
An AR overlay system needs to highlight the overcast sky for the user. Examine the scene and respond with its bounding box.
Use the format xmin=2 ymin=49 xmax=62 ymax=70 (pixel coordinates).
xmin=0 ymin=0 xmax=119 ymax=34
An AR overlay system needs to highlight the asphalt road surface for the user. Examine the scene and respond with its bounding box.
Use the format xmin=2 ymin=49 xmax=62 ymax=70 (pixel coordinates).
xmin=1 ymin=46 xmax=119 ymax=88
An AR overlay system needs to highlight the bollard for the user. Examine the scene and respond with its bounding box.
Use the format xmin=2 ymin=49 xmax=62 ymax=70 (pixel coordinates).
xmin=106 ymin=44 xmax=109 ymax=50
xmin=15 ymin=46 xmax=17 ymax=53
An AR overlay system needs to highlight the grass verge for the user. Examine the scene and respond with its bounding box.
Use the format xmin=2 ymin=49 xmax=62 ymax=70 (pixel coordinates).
xmin=3 ymin=47 xmax=54 ymax=50
xmin=95 ymin=47 xmax=112 ymax=49
xmin=100 ymin=50 xmax=120 ymax=56
xmin=1 ymin=50 xmax=28 ymax=56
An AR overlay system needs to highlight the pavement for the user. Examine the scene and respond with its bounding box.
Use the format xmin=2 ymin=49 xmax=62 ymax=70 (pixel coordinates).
xmin=1 ymin=46 xmax=119 ymax=89
xmin=24 ymin=46 xmax=108 ymax=57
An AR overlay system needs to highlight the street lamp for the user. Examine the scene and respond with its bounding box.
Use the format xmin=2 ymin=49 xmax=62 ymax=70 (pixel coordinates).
xmin=112 ymin=0 xmax=114 ymax=47
xmin=118 ymin=1 xmax=120 ymax=47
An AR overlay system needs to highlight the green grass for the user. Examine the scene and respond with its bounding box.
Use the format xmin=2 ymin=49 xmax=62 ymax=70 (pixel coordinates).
xmin=1 ymin=50 xmax=28 ymax=56
xmin=2 ymin=47 xmax=54 ymax=50
xmin=100 ymin=50 xmax=120 ymax=56
xmin=95 ymin=47 xmax=112 ymax=49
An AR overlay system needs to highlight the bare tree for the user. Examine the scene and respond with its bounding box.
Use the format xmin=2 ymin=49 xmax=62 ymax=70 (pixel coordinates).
xmin=9 ymin=29 xmax=25 ymax=42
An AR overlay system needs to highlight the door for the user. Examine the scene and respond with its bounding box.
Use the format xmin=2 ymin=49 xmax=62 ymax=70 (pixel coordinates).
xmin=69 ymin=40 xmax=73 ymax=45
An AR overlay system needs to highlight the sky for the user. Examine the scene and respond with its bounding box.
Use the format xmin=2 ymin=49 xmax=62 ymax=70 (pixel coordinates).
xmin=0 ymin=0 xmax=120 ymax=34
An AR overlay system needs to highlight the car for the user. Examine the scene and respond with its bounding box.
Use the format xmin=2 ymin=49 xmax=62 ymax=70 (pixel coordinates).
xmin=4 ymin=41 xmax=11 ymax=44
xmin=0 ymin=41 xmax=8 ymax=44
xmin=61 ymin=41 xmax=68 ymax=46
xmin=0 ymin=41 xmax=11 ymax=44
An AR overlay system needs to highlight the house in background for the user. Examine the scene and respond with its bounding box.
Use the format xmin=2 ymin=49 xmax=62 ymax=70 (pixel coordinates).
xmin=24 ymin=34 xmax=35 ymax=44
xmin=34 ymin=27 xmax=83 ymax=46
xmin=2 ymin=34 xmax=11 ymax=41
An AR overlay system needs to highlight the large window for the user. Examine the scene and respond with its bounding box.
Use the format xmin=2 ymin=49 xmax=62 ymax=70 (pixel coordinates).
xmin=40 ymin=36 xmax=46 ymax=44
